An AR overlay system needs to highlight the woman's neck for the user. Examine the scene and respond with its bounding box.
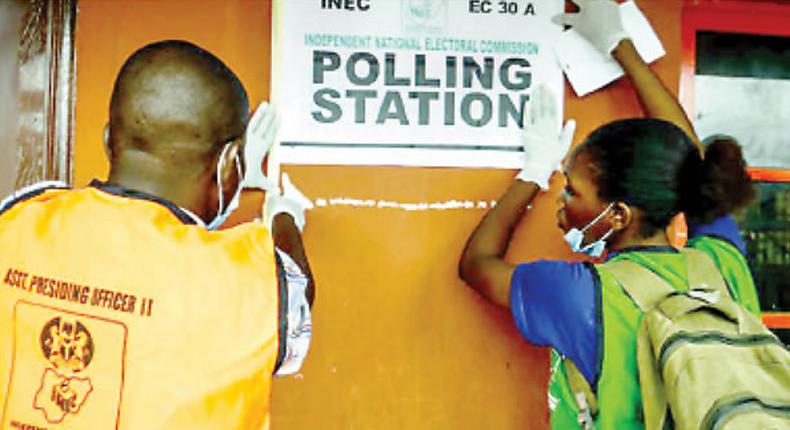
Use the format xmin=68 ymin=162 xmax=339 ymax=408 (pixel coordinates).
xmin=609 ymin=228 xmax=672 ymax=252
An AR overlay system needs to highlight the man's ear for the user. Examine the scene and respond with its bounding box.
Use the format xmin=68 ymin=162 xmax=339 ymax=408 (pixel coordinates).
xmin=217 ymin=140 xmax=243 ymax=185
xmin=611 ymin=201 xmax=633 ymax=232
xmin=103 ymin=124 xmax=111 ymax=159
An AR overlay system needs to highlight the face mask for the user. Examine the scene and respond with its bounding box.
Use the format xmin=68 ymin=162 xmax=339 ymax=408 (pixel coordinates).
xmin=563 ymin=203 xmax=615 ymax=258
xmin=207 ymin=142 xmax=243 ymax=230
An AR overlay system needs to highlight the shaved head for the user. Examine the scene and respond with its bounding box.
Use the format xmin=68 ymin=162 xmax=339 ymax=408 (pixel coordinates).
xmin=108 ymin=40 xmax=249 ymax=165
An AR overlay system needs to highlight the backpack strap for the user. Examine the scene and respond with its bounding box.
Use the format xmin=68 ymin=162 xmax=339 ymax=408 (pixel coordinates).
xmin=561 ymin=259 xmax=674 ymax=429
xmin=565 ymin=360 xmax=598 ymax=430
xmin=603 ymin=260 xmax=676 ymax=311
xmin=680 ymin=248 xmax=730 ymax=297
xmin=604 ymin=249 xmax=730 ymax=312
xmin=568 ymin=251 xmax=732 ymax=428
xmin=600 ymin=249 xmax=734 ymax=429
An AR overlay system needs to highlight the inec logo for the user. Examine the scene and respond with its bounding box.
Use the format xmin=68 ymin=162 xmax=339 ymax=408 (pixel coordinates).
xmin=402 ymin=0 xmax=448 ymax=34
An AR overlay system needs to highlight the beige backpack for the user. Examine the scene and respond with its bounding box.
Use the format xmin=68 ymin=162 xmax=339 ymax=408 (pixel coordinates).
xmin=569 ymin=249 xmax=790 ymax=429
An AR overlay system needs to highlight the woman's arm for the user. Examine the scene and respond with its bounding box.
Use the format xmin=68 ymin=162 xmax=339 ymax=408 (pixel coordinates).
xmin=555 ymin=0 xmax=701 ymax=149
xmin=613 ymin=40 xmax=702 ymax=150
xmin=459 ymin=181 xmax=539 ymax=308
xmin=459 ymin=85 xmax=575 ymax=309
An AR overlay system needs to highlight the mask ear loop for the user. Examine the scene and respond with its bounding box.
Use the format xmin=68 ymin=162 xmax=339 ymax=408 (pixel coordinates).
xmin=233 ymin=145 xmax=243 ymax=188
xmin=215 ymin=142 xmax=234 ymax=216
xmin=579 ymin=202 xmax=616 ymax=234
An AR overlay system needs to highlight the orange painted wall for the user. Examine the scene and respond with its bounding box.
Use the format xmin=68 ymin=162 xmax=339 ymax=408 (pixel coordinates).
xmin=74 ymin=1 xmax=684 ymax=428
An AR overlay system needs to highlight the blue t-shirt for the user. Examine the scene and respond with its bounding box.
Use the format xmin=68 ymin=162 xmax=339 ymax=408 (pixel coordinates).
xmin=509 ymin=215 xmax=746 ymax=385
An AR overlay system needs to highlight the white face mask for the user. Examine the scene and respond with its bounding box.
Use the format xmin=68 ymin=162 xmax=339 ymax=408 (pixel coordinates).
xmin=207 ymin=142 xmax=243 ymax=230
xmin=205 ymin=110 xmax=278 ymax=230
xmin=563 ymin=203 xmax=615 ymax=258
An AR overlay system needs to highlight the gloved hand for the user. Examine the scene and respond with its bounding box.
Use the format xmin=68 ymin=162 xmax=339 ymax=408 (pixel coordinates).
xmin=264 ymin=173 xmax=314 ymax=232
xmin=516 ymin=84 xmax=576 ymax=190
xmin=240 ymin=101 xmax=279 ymax=191
xmin=553 ymin=0 xmax=628 ymax=56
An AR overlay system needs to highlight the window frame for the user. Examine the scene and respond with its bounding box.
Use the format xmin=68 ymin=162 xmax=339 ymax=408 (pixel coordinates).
xmin=680 ymin=0 xmax=790 ymax=329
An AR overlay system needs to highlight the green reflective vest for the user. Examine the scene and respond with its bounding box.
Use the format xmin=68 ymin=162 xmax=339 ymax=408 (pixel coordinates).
xmin=548 ymin=237 xmax=760 ymax=429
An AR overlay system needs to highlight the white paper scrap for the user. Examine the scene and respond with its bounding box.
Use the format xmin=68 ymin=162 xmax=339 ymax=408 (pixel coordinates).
xmin=552 ymin=1 xmax=665 ymax=97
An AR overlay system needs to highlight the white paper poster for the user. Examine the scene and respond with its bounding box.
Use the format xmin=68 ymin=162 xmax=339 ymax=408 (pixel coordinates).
xmin=272 ymin=0 xmax=564 ymax=168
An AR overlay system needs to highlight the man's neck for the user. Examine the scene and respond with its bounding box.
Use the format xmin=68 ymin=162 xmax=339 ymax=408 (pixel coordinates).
xmin=107 ymin=169 xmax=210 ymax=220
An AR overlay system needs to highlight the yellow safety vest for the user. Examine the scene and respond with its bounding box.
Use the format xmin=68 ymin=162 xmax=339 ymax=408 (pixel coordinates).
xmin=0 ymin=181 xmax=281 ymax=430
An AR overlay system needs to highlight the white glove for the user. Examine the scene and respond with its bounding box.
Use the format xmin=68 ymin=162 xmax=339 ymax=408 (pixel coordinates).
xmin=264 ymin=173 xmax=314 ymax=232
xmin=553 ymin=0 xmax=628 ymax=55
xmin=240 ymin=101 xmax=279 ymax=191
xmin=516 ymin=84 xmax=576 ymax=190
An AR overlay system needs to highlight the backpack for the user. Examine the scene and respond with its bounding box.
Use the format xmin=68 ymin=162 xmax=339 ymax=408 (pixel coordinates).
xmin=566 ymin=248 xmax=790 ymax=430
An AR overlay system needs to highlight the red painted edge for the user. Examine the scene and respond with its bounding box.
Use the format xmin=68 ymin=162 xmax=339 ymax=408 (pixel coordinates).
xmin=763 ymin=312 xmax=790 ymax=329
xmin=749 ymin=168 xmax=790 ymax=183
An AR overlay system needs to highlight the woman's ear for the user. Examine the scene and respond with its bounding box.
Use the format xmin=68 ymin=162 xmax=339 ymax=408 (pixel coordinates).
xmin=611 ymin=201 xmax=633 ymax=231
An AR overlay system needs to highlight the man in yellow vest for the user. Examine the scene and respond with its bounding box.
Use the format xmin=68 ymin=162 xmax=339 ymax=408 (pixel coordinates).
xmin=0 ymin=40 xmax=313 ymax=430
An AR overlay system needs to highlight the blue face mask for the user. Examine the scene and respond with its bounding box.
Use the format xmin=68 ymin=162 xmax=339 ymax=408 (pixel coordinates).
xmin=563 ymin=203 xmax=615 ymax=258
xmin=207 ymin=142 xmax=243 ymax=230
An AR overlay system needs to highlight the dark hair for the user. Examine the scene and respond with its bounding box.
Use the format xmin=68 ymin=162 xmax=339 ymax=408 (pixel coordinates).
xmin=108 ymin=40 xmax=249 ymax=161
xmin=579 ymin=119 xmax=754 ymax=237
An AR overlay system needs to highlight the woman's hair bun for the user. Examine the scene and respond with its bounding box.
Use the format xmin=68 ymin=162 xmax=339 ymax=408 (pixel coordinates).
xmin=681 ymin=135 xmax=755 ymax=223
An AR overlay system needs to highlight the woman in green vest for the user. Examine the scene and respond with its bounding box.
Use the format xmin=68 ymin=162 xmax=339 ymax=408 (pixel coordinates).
xmin=458 ymin=1 xmax=760 ymax=428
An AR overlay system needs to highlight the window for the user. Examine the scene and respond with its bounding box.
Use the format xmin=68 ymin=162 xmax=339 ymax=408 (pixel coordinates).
xmin=681 ymin=0 xmax=790 ymax=342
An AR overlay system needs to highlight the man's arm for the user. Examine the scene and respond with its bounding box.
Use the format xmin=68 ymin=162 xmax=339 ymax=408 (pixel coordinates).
xmin=265 ymin=176 xmax=315 ymax=376
xmin=271 ymin=213 xmax=314 ymax=305
xmin=265 ymin=173 xmax=315 ymax=306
